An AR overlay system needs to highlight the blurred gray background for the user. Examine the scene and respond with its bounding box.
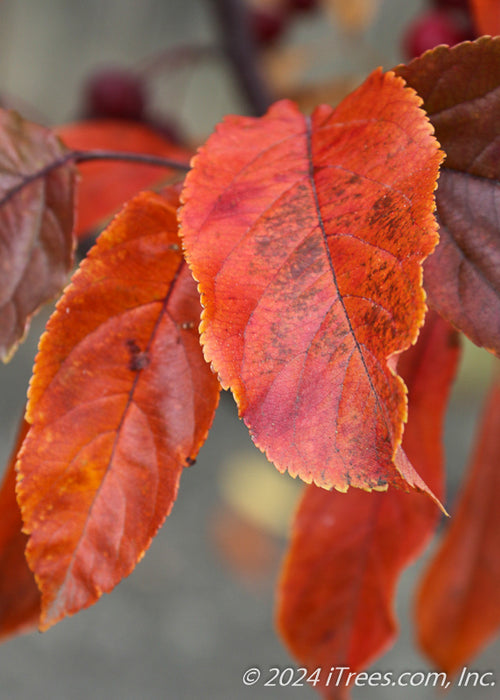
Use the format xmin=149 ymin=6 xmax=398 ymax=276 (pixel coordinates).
xmin=0 ymin=1 xmax=498 ymax=698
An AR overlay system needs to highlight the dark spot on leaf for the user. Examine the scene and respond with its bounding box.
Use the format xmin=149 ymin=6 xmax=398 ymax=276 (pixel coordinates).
xmin=126 ymin=338 xmax=140 ymax=353
xmin=129 ymin=353 xmax=150 ymax=371
xmin=126 ymin=338 xmax=150 ymax=371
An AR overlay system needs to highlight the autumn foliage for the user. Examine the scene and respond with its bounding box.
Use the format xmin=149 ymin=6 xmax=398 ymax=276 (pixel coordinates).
xmin=0 ymin=19 xmax=499 ymax=698
xmin=180 ymin=71 xmax=442 ymax=502
xmin=17 ymin=191 xmax=220 ymax=629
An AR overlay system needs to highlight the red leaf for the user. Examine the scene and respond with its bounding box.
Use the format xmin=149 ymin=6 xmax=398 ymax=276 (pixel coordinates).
xmin=470 ymin=0 xmax=500 ymax=35
xmin=276 ymin=312 xmax=460 ymax=695
xmin=56 ymin=120 xmax=192 ymax=237
xmin=16 ymin=190 xmax=220 ymax=630
xmin=180 ymin=70 xmax=443 ymax=499
xmin=415 ymin=371 xmax=500 ymax=674
xmin=0 ymin=110 xmax=76 ymax=360
xmin=0 ymin=417 xmax=41 ymax=641
xmin=395 ymin=38 xmax=500 ymax=355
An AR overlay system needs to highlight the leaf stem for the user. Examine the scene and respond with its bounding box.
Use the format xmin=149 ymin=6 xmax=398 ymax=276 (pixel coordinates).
xmin=0 ymin=149 xmax=191 ymax=208
xmin=73 ymin=148 xmax=191 ymax=173
xmin=72 ymin=149 xmax=191 ymax=171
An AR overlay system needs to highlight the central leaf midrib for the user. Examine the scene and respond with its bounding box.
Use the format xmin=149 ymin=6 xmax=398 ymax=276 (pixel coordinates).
xmin=304 ymin=116 xmax=387 ymax=441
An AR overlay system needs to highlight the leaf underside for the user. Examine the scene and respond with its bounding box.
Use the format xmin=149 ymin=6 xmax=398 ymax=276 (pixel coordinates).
xmin=0 ymin=109 xmax=76 ymax=361
xmin=396 ymin=37 xmax=500 ymax=356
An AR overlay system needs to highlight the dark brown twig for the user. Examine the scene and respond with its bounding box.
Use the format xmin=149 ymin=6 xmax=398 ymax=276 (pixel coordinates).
xmin=0 ymin=149 xmax=191 ymax=208
xmin=208 ymin=0 xmax=274 ymax=116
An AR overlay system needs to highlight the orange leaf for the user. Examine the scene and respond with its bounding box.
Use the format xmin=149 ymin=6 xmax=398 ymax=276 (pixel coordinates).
xmin=180 ymin=70 xmax=443 ymax=499
xmin=0 ymin=417 xmax=40 ymax=641
xmin=16 ymin=190 xmax=220 ymax=630
xmin=0 ymin=110 xmax=76 ymax=360
xmin=276 ymin=312 xmax=460 ymax=696
xmin=56 ymin=120 xmax=192 ymax=237
xmin=415 ymin=370 xmax=500 ymax=675
xmin=470 ymin=0 xmax=500 ymax=35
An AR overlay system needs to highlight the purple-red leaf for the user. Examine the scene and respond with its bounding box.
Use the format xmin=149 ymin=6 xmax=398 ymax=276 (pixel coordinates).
xmin=0 ymin=110 xmax=77 ymax=360
xmin=16 ymin=190 xmax=220 ymax=630
xmin=396 ymin=37 xmax=500 ymax=355
xmin=180 ymin=69 xmax=443 ymax=501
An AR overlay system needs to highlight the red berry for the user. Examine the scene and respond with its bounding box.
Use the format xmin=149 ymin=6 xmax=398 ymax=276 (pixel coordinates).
xmin=249 ymin=6 xmax=287 ymax=46
xmin=402 ymin=9 xmax=472 ymax=59
xmin=83 ymin=68 xmax=147 ymax=121
xmin=432 ymin=0 xmax=470 ymax=11
xmin=287 ymin=0 xmax=318 ymax=13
